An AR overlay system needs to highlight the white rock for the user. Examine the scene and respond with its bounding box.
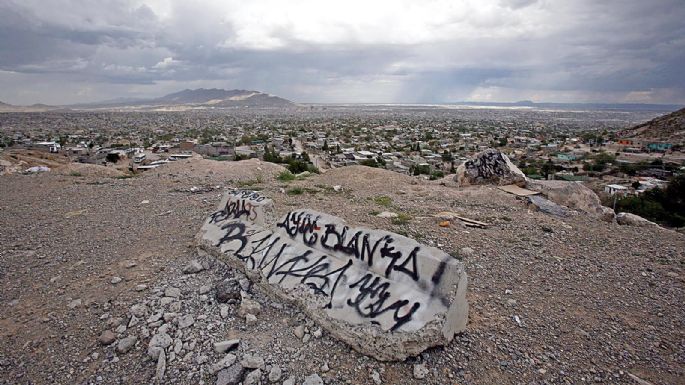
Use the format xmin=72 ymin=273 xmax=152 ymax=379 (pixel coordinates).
xmin=213 ymin=339 xmax=240 ymax=353
xmin=241 ymin=354 xmax=265 ymax=370
xmin=111 ymin=276 xmax=122 ymax=284
xmin=268 ymin=365 xmax=282 ymax=382
xmin=302 ymin=374 xmax=323 ymax=385
xmin=164 ymin=287 xmax=181 ymax=298
xmin=244 ymin=369 xmax=262 ymax=385
xmin=177 ymin=315 xmax=195 ymax=329
xmin=155 ymin=349 xmax=166 ymax=383
xmin=413 ymin=364 xmax=428 ymax=379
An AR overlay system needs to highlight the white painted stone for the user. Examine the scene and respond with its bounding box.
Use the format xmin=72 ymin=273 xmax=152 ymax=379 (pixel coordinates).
xmin=197 ymin=190 xmax=468 ymax=361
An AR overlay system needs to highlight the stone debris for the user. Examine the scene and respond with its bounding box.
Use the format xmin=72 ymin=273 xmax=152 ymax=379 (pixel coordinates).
xmin=210 ymin=354 xmax=237 ymax=374
xmin=213 ymin=339 xmax=240 ymax=353
xmin=182 ymin=259 xmax=205 ymax=274
xmin=240 ymin=354 xmax=265 ymax=370
xmin=244 ymin=369 xmax=262 ymax=385
xmin=268 ymin=365 xmax=282 ymax=382
xmin=111 ymin=276 xmax=122 ymax=284
xmin=413 ymin=363 xmax=428 ymax=379
xmin=116 ymin=335 xmax=137 ymax=354
xmin=155 ymin=349 xmax=166 ymax=383
xmin=216 ymin=364 xmax=245 ymax=385
xmin=98 ymin=330 xmax=116 ymax=345
xmin=302 ymin=373 xmax=323 ymax=385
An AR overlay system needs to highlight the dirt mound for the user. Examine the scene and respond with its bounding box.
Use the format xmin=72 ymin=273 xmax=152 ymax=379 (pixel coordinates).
xmin=146 ymin=157 xmax=287 ymax=183
xmin=0 ymin=149 xmax=70 ymax=174
xmin=56 ymin=163 xmax=126 ymax=178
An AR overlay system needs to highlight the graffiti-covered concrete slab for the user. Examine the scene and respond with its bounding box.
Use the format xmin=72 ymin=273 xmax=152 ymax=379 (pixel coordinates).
xmin=196 ymin=190 xmax=468 ymax=361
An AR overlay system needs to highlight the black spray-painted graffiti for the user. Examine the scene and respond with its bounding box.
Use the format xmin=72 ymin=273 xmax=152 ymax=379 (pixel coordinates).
xmin=210 ymin=209 xmax=452 ymax=331
xmin=210 ymin=190 xmax=268 ymax=223
xmin=466 ymin=151 xmax=509 ymax=178
xmin=277 ymin=211 xmax=420 ymax=282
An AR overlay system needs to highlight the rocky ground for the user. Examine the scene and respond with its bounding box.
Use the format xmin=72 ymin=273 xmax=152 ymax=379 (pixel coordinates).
xmin=0 ymin=158 xmax=683 ymax=385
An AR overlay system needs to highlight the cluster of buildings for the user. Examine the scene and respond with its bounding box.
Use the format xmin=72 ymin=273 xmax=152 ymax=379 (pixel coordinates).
xmin=1 ymin=108 xmax=682 ymax=194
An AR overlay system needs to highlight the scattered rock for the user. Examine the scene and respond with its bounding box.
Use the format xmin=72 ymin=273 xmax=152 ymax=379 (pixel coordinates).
xmin=216 ymin=364 xmax=245 ymax=385
xmin=245 ymin=313 xmax=258 ymax=325
xmin=215 ymin=279 xmax=240 ymax=303
xmin=376 ymin=211 xmax=398 ymax=218
xmin=371 ymin=370 xmax=382 ymax=385
xmin=111 ymin=276 xmax=122 ymax=284
xmin=148 ymin=332 xmax=173 ymax=359
xmin=164 ymin=287 xmax=181 ymax=298
xmin=182 ymin=259 xmax=205 ymax=274
xmin=67 ymin=299 xmax=82 ymax=309
xmin=293 ymin=325 xmax=305 ymax=340
xmin=98 ymin=330 xmax=116 ymax=345
xmin=413 ymin=364 xmax=428 ymax=379
xmin=238 ymin=298 xmax=262 ymax=317
xmin=244 ymin=369 xmax=262 ymax=385
xmin=177 ymin=314 xmax=195 ymax=329
xmin=241 ymin=354 xmax=265 ymax=370
xmin=130 ymin=304 xmax=149 ymax=318
xmin=135 ymin=284 xmax=147 ymax=291
xmin=210 ymin=354 xmax=237 ymax=375
xmin=155 ymin=349 xmax=166 ymax=383
xmin=303 ymin=373 xmax=323 ymax=385
xmin=116 ymin=335 xmax=137 ymax=354
xmin=213 ymin=339 xmax=240 ymax=353
xmin=268 ymin=365 xmax=282 ymax=382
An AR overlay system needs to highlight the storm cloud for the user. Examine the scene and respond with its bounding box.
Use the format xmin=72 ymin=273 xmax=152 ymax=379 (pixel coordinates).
xmin=0 ymin=0 xmax=683 ymax=105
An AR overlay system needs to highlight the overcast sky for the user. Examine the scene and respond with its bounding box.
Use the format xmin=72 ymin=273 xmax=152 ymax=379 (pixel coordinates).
xmin=0 ymin=0 xmax=683 ymax=105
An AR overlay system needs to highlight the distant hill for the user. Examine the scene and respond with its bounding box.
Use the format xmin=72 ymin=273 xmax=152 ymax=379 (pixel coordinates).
xmin=455 ymin=101 xmax=682 ymax=112
xmin=0 ymin=100 xmax=59 ymax=112
xmin=73 ymin=88 xmax=295 ymax=110
xmin=620 ymin=107 xmax=685 ymax=143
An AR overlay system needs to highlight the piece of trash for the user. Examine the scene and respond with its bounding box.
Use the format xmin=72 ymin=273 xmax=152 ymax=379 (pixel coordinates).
xmin=439 ymin=220 xmax=450 ymax=227
xmin=141 ymin=200 xmax=150 ymax=204
xmin=434 ymin=211 xmax=489 ymax=228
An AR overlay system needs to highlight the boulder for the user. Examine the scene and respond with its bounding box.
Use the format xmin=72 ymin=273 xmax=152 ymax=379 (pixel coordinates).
xmin=197 ymin=190 xmax=468 ymax=361
xmin=455 ymin=149 xmax=526 ymax=187
xmin=526 ymin=179 xmax=615 ymax=222
xmin=616 ymin=212 xmax=658 ymax=227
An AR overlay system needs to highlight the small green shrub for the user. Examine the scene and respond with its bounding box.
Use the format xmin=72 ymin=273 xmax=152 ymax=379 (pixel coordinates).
xmin=277 ymin=170 xmax=296 ymax=182
xmin=374 ymin=196 xmax=392 ymax=207
xmin=391 ymin=212 xmax=412 ymax=225
xmin=287 ymin=187 xmax=304 ymax=195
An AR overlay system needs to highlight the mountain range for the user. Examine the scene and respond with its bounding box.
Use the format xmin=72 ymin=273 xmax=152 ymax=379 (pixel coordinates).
xmin=0 ymin=89 xmax=295 ymax=111
xmin=0 ymin=90 xmax=683 ymax=112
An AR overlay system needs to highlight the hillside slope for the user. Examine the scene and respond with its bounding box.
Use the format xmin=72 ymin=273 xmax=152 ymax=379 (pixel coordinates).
xmin=0 ymin=162 xmax=682 ymax=384
xmin=621 ymin=107 xmax=685 ymax=142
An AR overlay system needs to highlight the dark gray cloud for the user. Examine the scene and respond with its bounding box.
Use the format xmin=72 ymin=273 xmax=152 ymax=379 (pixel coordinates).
xmin=0 ymin=0 xmax=683 ymax=105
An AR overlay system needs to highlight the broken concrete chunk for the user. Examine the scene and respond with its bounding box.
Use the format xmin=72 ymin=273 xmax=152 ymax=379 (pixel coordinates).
xmin=197 ymin=189 xmax=469 ymax=361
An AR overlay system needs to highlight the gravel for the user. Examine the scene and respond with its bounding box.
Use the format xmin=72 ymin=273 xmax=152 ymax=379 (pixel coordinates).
xmin=0 ymin=162 xmax=682 ymax=385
